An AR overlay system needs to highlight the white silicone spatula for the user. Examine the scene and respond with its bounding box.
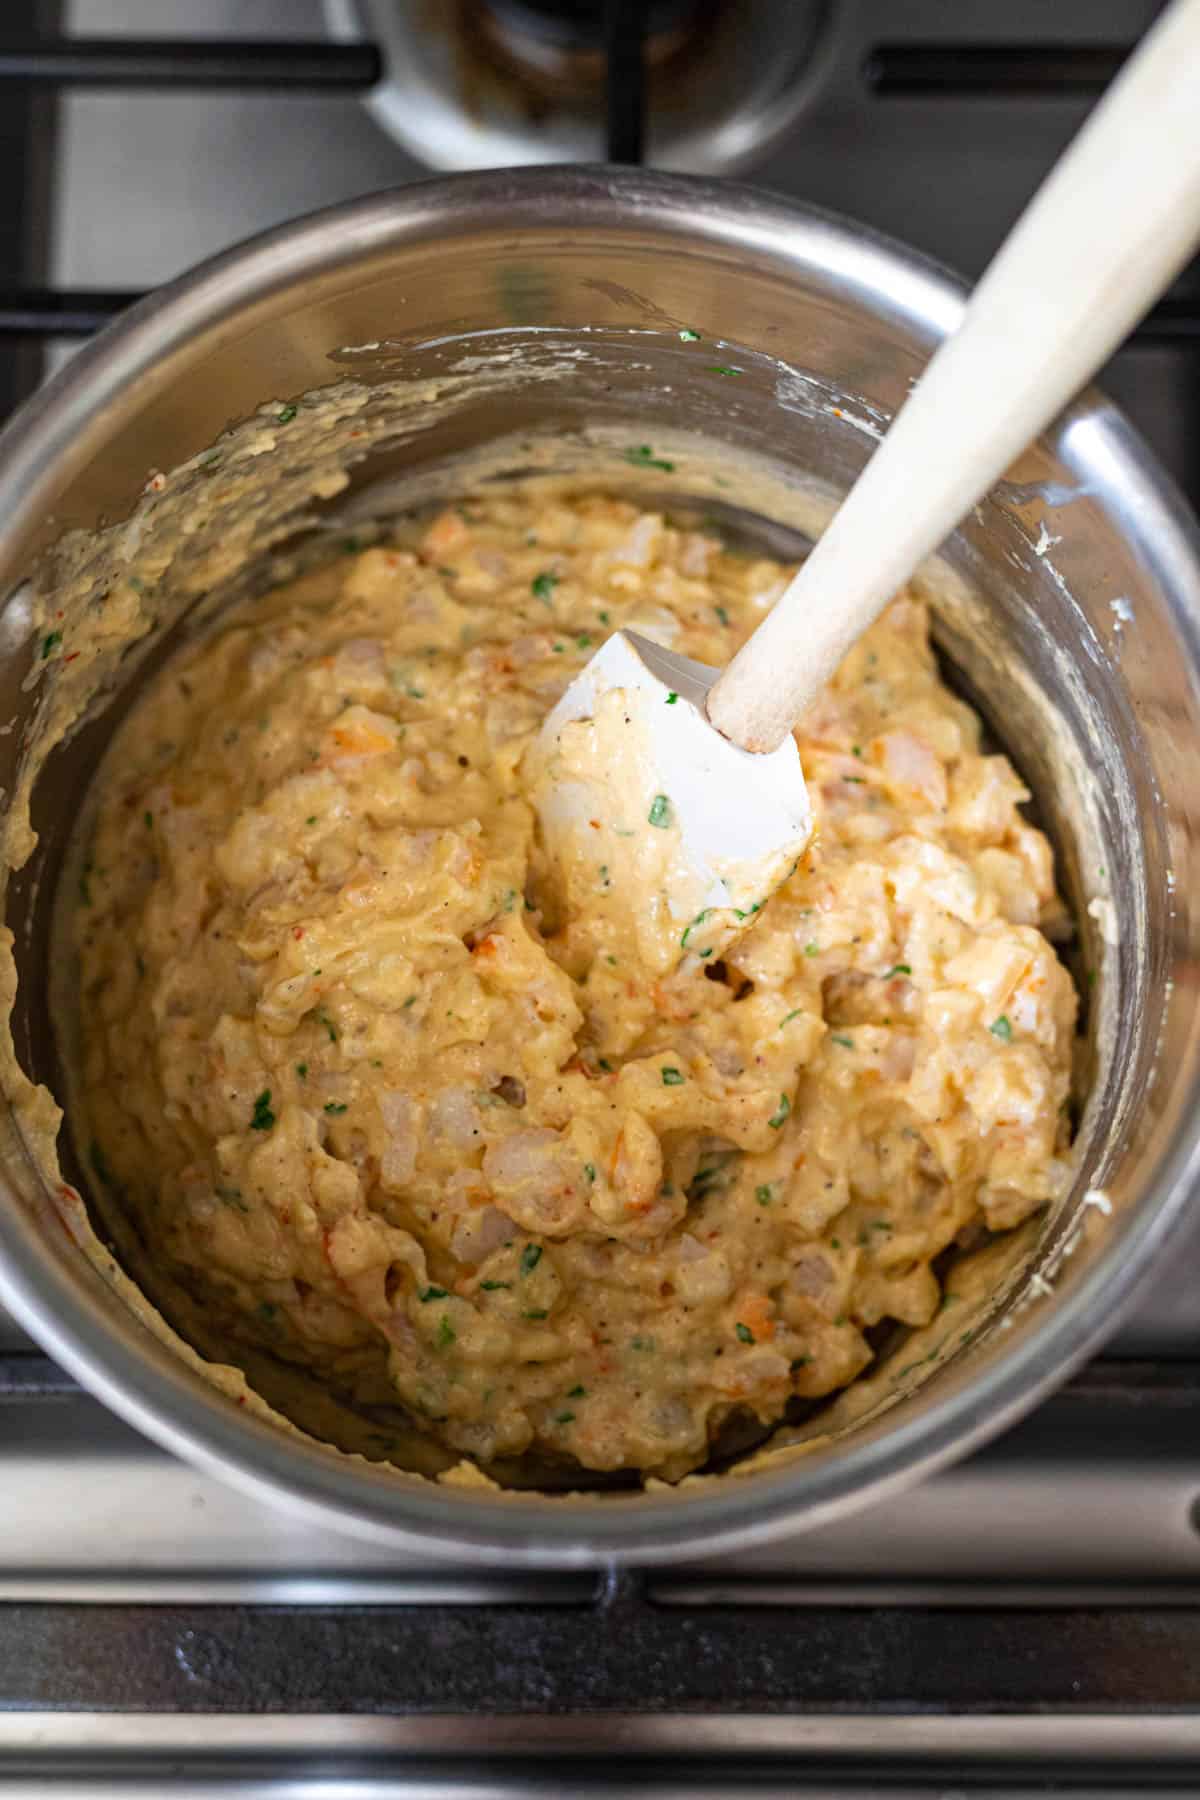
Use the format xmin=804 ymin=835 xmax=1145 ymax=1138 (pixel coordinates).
xmin=535 ymin=0 xmax=1200 ymax=975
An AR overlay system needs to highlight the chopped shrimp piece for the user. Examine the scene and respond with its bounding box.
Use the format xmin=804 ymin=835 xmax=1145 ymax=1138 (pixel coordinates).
xmin=871 ymin=730 xmax=948 ymax=810
xmin=738 ymin=1292 xmax=777 ymax=1341
xmin=421 ymin=509 xmax=469 ymax=559
xmin=483 ymin=1128 xmax=586 ymax=1235
xmin=322 ymin=705 xmax=398 ymax=764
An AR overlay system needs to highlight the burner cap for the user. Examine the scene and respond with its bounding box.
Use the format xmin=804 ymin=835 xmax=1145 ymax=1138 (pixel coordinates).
xmin=485 ymin=0 xmax=703 ymax=53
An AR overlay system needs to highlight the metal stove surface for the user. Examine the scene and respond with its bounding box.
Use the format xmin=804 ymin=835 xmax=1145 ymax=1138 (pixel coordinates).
xmin=3 ymin=1355 xmax=1200 ymax=1787
xmin=3 ymin=0 xmax=1200 ymax=1789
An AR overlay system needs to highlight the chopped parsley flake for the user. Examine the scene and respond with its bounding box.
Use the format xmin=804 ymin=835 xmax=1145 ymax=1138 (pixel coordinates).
xmin=691 ymin=1152 xmax=737 ymax=1197
xmin=40 ymin=631 xmax=61 ymax=659
xmin=323 ymin=1101 xmax=348 ymax=1115
xmin=779 ymin=1008 xmax=803 ymax=1028
xmin=567 ymin=1384 xmax=586 ymax=1397
xmin=598 ymin=609 xmax=610 ymax=624
xmin=480 ymin=1279 xmax=511 ymax=1291
xmin=715 ymin=605 xmax=730 ymax=626
xmin=143 ymin=811 xmax=153 ymax=830
xmin=419 ymin=1286 xmax=449 ymax=1302
xmin=886 ymin=963 xmax=912 ymax=977
xmin=706 ymin=364 xmax=742 ymax=377
xmin=680 ymin=909 xmax=710 ymax=949
xmin=666 ymin=691 xmax=678 ymax=705
xmin=583 ymin=1162 xmax=597 ymax=1183
xmin=520 ymin=1243 xmax=543 ymax=1276
xmin=768 ymin=1093 xmax=790 ymax=1128
xmin=576 ymin=632 xmax=592 ymax=650
xmin=624 ymin=445 xmax=675 ymax=472
xmin=523 ymin=1308 xmax=549 ymax=1320
xmin=295 ymin=1063 xmax=308 ymax=1080
xmin=735 ymin=1321 xmax=755 ymax=1344
xmin=661 ymin=1066 xmax=685 ymax=1086
xmin=830 ymin=1033 xmax=855 ymax=1049
xmin=678 ymin=327 xmax=701 ymax=341
xmin=990 ymin=1015 xmax=1014 ymax=1042
xmin=555 ymin=1411 xmax=576 ymax=1426
xmin=250 ymin=1090 xmax=275 ymax=1132
xmin=316 ymin=1008 xmax=338 ymax=1042
xmin=436 ymin=1315 xmax=456 ymax=1348
xmin=804 ymin=941 xmax=819 ymax=957
xmin=755 ymin=1184 xmax=774 ymax=1206
xmin=531 ymin=571 xmax=560 ymax=602
xmin=630 ymin=1335 xmax=655 ymax=1350
xmin=275 ymin=404 xmax=297 ymax=424
xmin=648 ymin=793 xmax=673 ymax=828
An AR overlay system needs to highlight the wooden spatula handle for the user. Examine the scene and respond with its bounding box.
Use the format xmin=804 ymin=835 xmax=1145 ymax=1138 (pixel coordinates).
xmin=706 ymin=0 xmax=1200 ymax=753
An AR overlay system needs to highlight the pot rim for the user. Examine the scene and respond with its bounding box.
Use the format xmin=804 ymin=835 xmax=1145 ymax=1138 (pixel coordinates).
xmin=1 ymin=165 xmax=1198 ymax=1566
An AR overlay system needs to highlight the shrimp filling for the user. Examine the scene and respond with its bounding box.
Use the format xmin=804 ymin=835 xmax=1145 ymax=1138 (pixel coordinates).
xmin=70 ymin=493 xmax=1077 ymax=1480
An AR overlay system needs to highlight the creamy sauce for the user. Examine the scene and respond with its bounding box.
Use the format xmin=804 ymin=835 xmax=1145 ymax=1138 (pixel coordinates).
xmin=67 ymin=493 xmax=1076 ymax=1481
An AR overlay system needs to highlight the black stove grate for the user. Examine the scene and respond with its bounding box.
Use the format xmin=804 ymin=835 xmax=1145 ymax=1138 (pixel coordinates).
xmin=864 ymin=42 xmax=1125 ymax=95
xmin=0 ymin=36 xmax=382 ymax=88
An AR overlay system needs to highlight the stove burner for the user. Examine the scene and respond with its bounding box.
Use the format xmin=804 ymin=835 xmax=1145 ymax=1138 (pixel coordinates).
xmin=324 ymin=0 xmax=841 ymax=175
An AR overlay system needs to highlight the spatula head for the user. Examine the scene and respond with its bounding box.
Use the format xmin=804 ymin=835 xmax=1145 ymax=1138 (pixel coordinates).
xmin=530 ymin=630 xmax=813 ymax=975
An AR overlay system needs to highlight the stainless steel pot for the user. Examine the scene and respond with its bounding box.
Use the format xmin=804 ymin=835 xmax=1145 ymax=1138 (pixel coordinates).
xmin=0 ymin=167 xmax=1197 ymax=1567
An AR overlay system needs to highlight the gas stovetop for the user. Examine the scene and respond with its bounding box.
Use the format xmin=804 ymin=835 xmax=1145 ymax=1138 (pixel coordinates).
xmin=3 ymin=1 xmax=1200 ymax=1791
